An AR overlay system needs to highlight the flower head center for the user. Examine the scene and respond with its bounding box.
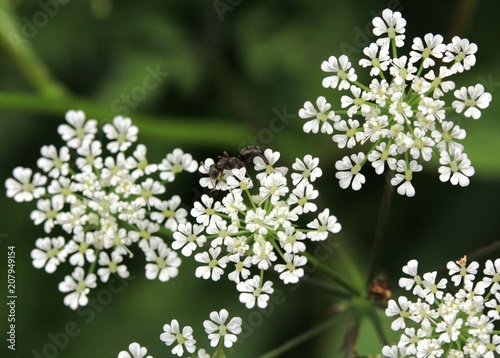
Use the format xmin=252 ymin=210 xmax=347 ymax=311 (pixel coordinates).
xmin=286 ymin=262 xmax=296 ymax=272
xmin=387 ymin=26 xmax=396 ymax=39
xmin=442 ymin=131 xmax=452 ymax=143
xmin=351 ymin=164 xmax=361 ymax=175
xmin=354 ymin=98 xmax=365 ymax=106
xmin=450 ymin=161 xmax=459 ymax=173
xmin=46 ymin=210 xmax=58 ymax=220
xmin=456 ymin=52 xmax=466 ymax=63
xmin=141 ymin=190 xmax=153 ymax=200
xmin=316 ymin=112 xmax=328 ymax=122
xmin=404 ymin=169 xmax=413 ymax=181
xmin=61 ymin=187 xmax=73 ymax=197
xmin=318 ymin=225 xmax=328 ymax=233
xmin=464 ymin=98 xmax=476 ymax=108
xmin=117 ymin=132 xmax=127 ymax=144
xmin=176 ymin=333 xmax=186 ymax=345
xmin=140 ymin=229 xmax=151 ymax=240
xmin=209 ymin=258 xmax=218 ymax=268
xmin=493 ymin=273 xmax=500 ymax=283
xmin=156 ymin=257 xmax=166 ymax=269
xmin=432 ymin=77 xmax=442 ymax=88
xmin=240 ymin=181 xmax=248 ymax=190
xmin=75 ymin=127 xmax=86 ymax=141
xmin=346 ymin=128 xmax=357 ymax=138
xmin=137 ymin=159 xmax=148 ymax=170
xmin=22 ymin=183 xmax=34 ymax=193
xmin=53 ymin=157 xmax=63 ymax=168
xmin=79 ymin=242 xmax=89 ymax=253
xmin=218 ymin=324 xmax=227 ymax=335
xmin=163 ymin=209 xmax=175 ymax=218
xmin=337 ymin=69 xmax=347 ymax=80
xmin=47 ymin=247 xmax=59 ymax=258
xmin=76 ymin=281 xmax=87 ymax=293
xmin=235 ymin=261 xmax=244 ymax=271
xmin=172 ymin=164 xmax=184 ymax=174
xmin=414 ymin=138 xmax=424 ymax=149
xmin=298 ymin=197 xmax=308 ymax=206
xmin=422 ymin=48 xmax=432 ymax=58
xmin=400 ymin=310 xmax=410 ymax=319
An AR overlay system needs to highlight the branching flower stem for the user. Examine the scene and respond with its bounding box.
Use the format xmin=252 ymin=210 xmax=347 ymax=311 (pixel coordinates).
xmin=367 ymin=171 xmax=394 ymax=284
xmin=303 ymin=251 xmax=361 ymax=296
xmin=258 ymin=316 xmax=338 ymax=358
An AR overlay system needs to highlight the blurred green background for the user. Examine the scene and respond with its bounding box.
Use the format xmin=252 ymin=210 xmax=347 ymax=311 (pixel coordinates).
xmin=1 ymin=0 xmax=500 ymax=357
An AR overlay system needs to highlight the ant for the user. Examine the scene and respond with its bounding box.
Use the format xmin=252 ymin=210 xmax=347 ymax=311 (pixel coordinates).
xmin=204 ymin=146 xmax=267 ymax=190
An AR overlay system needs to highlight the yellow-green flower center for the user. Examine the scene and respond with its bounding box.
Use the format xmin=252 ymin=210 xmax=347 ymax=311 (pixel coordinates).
xmin=347 ymin=128 xmax=357 ymax=138
xmin=79 ymin=242 xmax=89 ymax=253
xmin=47 ymin=248 xmax=58 ymax=258
xmin=316 ymin=112 xmax=328 ymax=122
xmin=22 ymin=183 xmax=34 ymax=193
xmin=138 ymin=159 xmax=148 ymax=170
xmin=76 ymin=281 xmax=87 ymax=293
xmin=209 ymin=259 xmax=218 ymax=268
xmin=172 ymin=164 xmax=183 ymax=174
xmin=176 ymin=333 xmax=186 ymax=345
xmin=46 ymin=210 xmax=58 ymax=220
xmin=422 ymin=48 xmax=432 ymax=58
xmin=387 ymin=26 xmax=396 ymax=39
xmin=404 ymin=169 xmax=413 ymax=181
xmin=163 ymin=209 xmax=175 ymax=218
xmin=464 ymin=98 xmax=476 ymax=107
xmin=117 ymin=132 xmax=127 ymax=144
xmin=351 ymin=164 xmax=361 ymax=175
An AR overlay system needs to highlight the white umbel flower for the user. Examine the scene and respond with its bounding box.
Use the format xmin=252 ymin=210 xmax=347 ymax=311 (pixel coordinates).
xmin=203 ymin=309 xmax=242 ymax=348
xmin=58 ymin=267 xmax=97 ymax=310
xmin=5 ymin=167 xmax=46 ymax=202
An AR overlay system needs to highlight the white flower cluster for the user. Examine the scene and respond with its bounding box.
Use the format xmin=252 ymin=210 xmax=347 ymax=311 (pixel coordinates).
xmin=5 ymin=110 xmax=198 ymax=310
xmin=173 ymin=149 xmax=341 ymax=309
xmin=299 ymin=8 xmax=492 ymax=197
xmin=382 ymin=257 xmax=500 ymax=358
xmin=118 ymin=309 xmax=242 ymax=357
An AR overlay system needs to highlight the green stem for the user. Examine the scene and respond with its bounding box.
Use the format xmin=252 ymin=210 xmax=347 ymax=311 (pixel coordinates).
xmin=303 ymin=251 xmax=360 ymax=296
xmin=0 ymin=92 xmax=249 ymax=146
xmin=368 ymin=311 xmax=388 ymax=346
xmin=258 ymin=317 xmax=338 ymax=358
xmin=300 ymin=276 xmax=351 ymax=299
xmin=0 ymin=0 xmax=66 ymax=97
xmin=366 ymin=171 xmax=394 ymax=284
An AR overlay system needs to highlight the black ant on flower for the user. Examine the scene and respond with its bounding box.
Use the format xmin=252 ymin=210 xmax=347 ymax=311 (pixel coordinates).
xmin=202 ymin=146 xmax=270 ymax=191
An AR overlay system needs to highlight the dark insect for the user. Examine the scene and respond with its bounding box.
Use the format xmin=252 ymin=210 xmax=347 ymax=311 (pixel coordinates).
xmin=204 ymin=146 xmax=268 ymax=190
xmin=367 ymin=278 xmax=392 ymax=303
xmin=239 ymin=145 xmax=265 ymax=165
